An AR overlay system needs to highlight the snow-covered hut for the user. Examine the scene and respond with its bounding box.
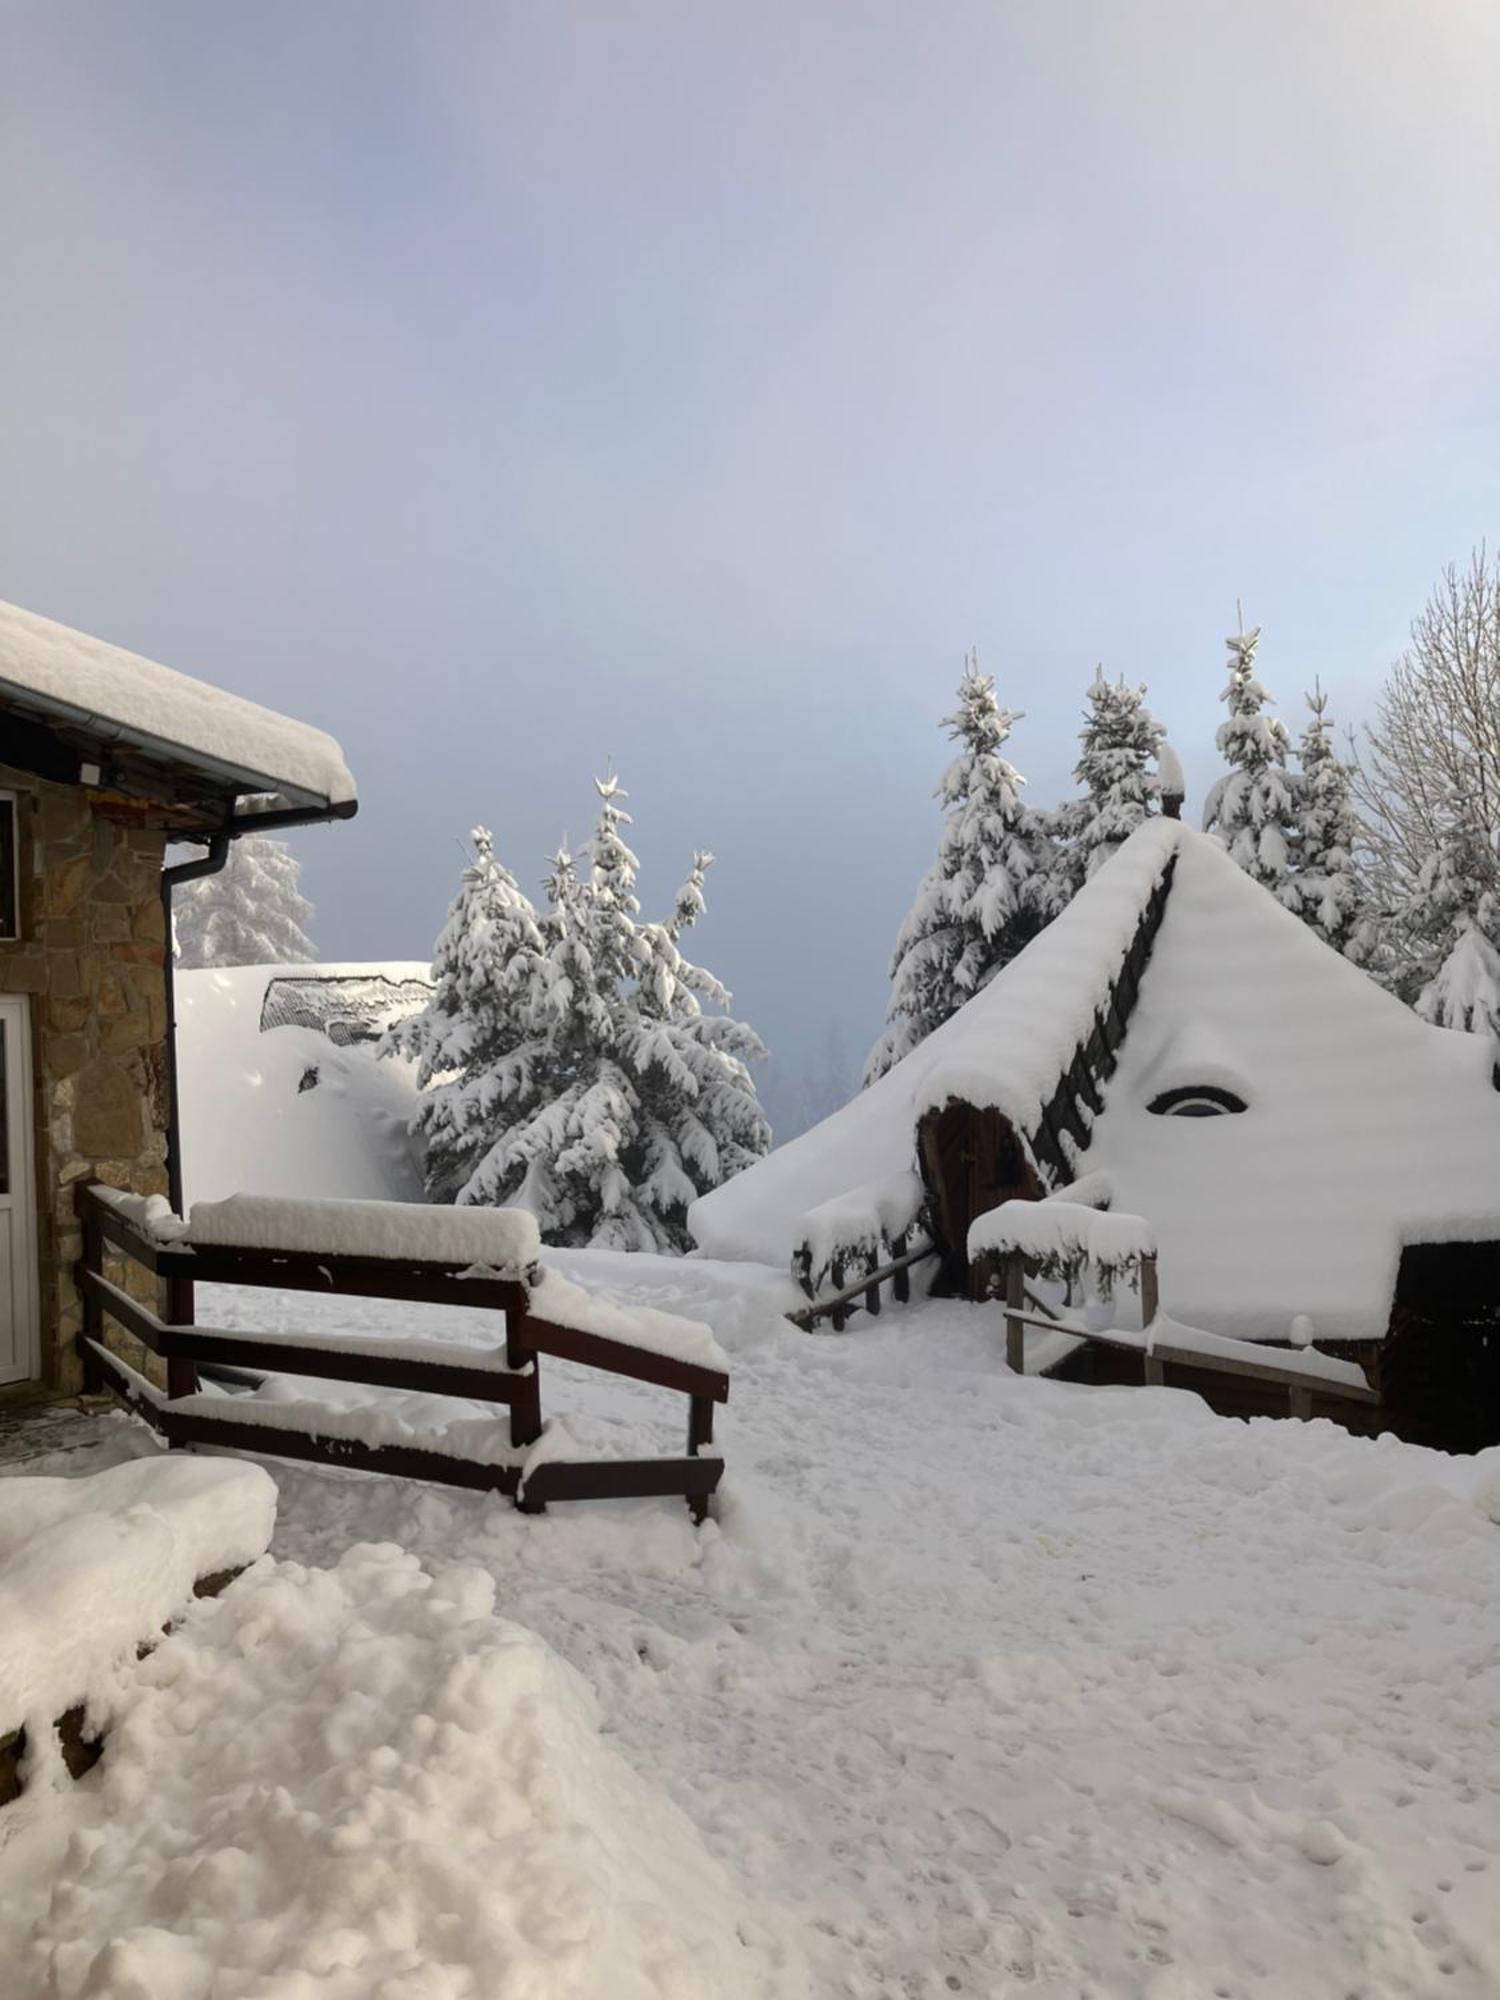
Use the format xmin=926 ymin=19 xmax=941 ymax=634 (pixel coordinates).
xmin=0 ymin=599 xmax=356 ymax=1401
xmin=691 ymin=819 xmax=1500 ymax=1442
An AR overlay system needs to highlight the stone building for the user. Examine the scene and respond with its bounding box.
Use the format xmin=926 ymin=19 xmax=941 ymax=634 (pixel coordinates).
xmin=0 ymin=599 xmax=356 ymax=1404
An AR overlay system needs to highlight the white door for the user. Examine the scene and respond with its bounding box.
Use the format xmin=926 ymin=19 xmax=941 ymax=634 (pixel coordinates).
xmin=0 ymin=996 xmax=39 ymax=1385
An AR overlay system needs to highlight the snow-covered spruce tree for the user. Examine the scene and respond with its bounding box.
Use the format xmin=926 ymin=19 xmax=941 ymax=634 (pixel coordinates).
xmin=1407 ymin=810 xmax=1500 ymax=1036
xmin=1285 ymin=683 xmax=1369 ymax=959
xmin=1047 ymin=669 xmax=1166 ymax=907
xmin=383 ymin=828 xmax=551 ymax=1204
xmin=1201 ymin=623 xmax=1300 ymax=904
xmin=173 ymin=832 xmax=316 ymax=967
xmin=865 ymin=654 xmax=1052 ymax=1084
xmin=400 ymin=781 xmax=769 ymax=1251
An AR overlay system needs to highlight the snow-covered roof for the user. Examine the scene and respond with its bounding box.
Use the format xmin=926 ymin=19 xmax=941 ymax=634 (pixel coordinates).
xmin=0 ymin=598 xmax=356 ymax=809
xmin=1086 ymin=827 xmax=1500 ymax=1341
xmin=690 ymin=820 xmax=1179 ymax=1265
xmin=692 ymin=821 xmax=1500 ymax=1342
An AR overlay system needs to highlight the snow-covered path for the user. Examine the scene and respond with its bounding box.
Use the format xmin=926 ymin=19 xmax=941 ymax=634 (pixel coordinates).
xmin=5 ymin=1256 xmax=1496 ymax=1992
xmin=181 ymin=1254 xmax=1500 ymax=1999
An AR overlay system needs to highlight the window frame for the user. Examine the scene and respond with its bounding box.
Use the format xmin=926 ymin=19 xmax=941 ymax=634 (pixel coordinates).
xmin=1146 ymin=1084 xmax=1247 ymax=1118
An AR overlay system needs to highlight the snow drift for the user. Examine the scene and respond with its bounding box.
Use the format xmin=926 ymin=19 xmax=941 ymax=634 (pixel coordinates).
xmin=176 ymin=962 xmax=430 ymax=1206
xmin=5 ymin=1542 xmax=812 ymax=1999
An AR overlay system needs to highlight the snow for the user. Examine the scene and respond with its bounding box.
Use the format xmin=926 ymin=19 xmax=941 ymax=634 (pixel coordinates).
xmin=176 ymin=961 xmax=428 ymax=1206
xmin=698 ymin=820 xmax=1500 ymax=1343
xmin=0 ymin=597 xmax=355 ymax=806
xmin=1089 ymin=828 xmax=1500 ymax=1340
xmin=0 ymin=1456 xmax=275 ymax=1734
xmin=794 ymin=1169 xmax=927 ymax=1289
xmin=85 ymin=1186 xmax=188 ymax=1245
xmin=969 ymin=1195 xmax=1156 ymax=1270
xmin=530 ymin=1267 xmax=729 ymax=1372
xmin=1156 ymin=739 xmax=1186 ymax=798
xmin=188 ymin=1190 xmax=544 ymax=1273
xmin=6 ymin=1257 xmax=1500 ymax=1995
xmin=692 ymin=818 xmax=1180 ymax=1267
xmin=0 ymin=1542 xmax=810 ymax=1999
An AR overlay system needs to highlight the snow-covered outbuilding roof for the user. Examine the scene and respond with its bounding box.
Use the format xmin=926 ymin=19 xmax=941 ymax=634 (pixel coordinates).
xmin=691 ymin=821 xmax=1500 ymax=1344
xmin=0 ymin=598 xmax=356 ymax=817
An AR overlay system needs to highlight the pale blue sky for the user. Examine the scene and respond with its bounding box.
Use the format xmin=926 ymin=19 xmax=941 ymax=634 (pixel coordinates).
xmin=3 ymin=2 xmax=1499 ymax=1126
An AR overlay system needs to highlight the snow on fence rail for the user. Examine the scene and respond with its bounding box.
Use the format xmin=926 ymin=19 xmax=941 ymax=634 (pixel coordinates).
xmin=77 ymin=1187 xmax=729 ymax=1518
xmin=789 ymin=1171 xmax=935 ymax=1331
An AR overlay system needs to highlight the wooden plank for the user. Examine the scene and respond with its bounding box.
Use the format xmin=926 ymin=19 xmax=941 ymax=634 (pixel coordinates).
xmin=81 ymin=1268 xmax=525 ymax=1405
xmin=74 ymin=1188 xmax=531 ymax=1312
xmin=1150 ymin=1340 xmax=1381 ymax=1403
xmin=786 ymin=1243 xmax=938 ymax=1330
xmin=167 ymin=1329 xmax=525 ymax=1405
xmin=521 ymin=1456 xmax=723 ymax=1506
xmin=524 ymin=1316 xmax=729 ymax=1401
xmin=157 ymin=1403 xmax=525 ymax=1496
xmin=80 ymin=1267 xmax=168 ymax=1352
xmin=987 ymin=1309 xmax=1380 ymax=1404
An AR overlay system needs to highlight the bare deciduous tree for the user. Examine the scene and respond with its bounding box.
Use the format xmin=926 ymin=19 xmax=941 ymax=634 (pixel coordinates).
xmin=1352 ymin=547 xmax=1500 ymax=991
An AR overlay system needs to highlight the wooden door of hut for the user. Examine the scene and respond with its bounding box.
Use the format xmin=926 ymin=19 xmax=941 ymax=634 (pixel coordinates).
xmin=917 ymin=1100 xmax=1041 ymax=1294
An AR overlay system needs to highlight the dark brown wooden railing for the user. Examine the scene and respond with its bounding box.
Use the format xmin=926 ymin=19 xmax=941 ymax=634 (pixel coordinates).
xmin=788 ymin=1233 xmax=938 ymax=1332
xmin=77 ymin=1186 xmax=728 ymax=1519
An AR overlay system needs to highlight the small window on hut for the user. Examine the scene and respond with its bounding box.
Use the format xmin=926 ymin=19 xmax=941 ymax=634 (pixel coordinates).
xmin=1147 ymin=1085 xmax=1247 ymax=1118
xmin=0 ymin=794 xmax=16 ymax=942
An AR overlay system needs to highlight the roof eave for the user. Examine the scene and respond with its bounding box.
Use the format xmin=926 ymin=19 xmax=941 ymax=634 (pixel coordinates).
xmin=0 ymin=675 xmax=352 ymax=815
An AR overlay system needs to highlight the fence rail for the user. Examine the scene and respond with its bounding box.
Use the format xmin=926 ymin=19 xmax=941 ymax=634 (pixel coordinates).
xmin=789 ymin=1234 xmax=938 ymax=1332
xmin=77 ymin=1186 xmax=727 ymax=1518
xmin=993 ymin=1245 xmax=1380 ymax=1422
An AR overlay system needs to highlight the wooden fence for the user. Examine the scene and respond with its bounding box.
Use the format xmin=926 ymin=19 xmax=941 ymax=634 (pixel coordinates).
xmin=789 ymin=1232 xmax=937 ymax=1332
xmin=76 ymin=1186 xmax=727 ymax=1519
xmin=996 ymin=1249 xmax=1382 ymax=1423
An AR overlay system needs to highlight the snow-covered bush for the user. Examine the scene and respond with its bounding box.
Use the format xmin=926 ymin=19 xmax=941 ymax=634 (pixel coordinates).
xmin=865 ymin=654 xmax=1054 ymax=1083
xmin=174 ymin=833 xmax=316 ymax=967
xmin=391 ymin=781 xmax=769 ymax=1252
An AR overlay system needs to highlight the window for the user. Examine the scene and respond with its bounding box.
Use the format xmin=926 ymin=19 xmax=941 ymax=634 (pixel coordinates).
xmin=1147 ymin=1085 xmax=1247 ymax=1118
xmin=0 ymin=794 xmax=16 ymax=942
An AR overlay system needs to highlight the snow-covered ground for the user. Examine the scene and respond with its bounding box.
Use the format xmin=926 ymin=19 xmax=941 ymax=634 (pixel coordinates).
xmin=176 ymin=963 xmax=427 ymax=1205
xmin=5 ymin=1255 xmax=1500 ymax=1997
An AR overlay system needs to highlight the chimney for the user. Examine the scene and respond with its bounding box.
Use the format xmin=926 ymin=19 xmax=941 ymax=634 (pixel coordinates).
xmin=1157 ymin=742 xmax=1186 ymax=822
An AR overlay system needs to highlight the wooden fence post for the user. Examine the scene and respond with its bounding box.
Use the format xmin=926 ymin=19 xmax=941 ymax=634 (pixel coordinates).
xmin=165 ymin=1274 xmax=199 ymax=1403
xmin=1005 ymin=1253 xmax=1026 ymax=1375
xmin=507 ymin=1293 xmax=545 ymax=1511
xmin=892 ymin=1232 xmax=911 ymax=1305
xmin=686 ymin=1394 xmax=714 ymax=1525
xmin=79 ymin=1210 xmax=104 ymax=1394
xmin=1138 ymin=1253 xmax=1159 ymax=1331
xmin=829 ymin=1253 xmax=847 ymax=1333
xmin=1289 ymin=1385 xmax=1313 ymax=1422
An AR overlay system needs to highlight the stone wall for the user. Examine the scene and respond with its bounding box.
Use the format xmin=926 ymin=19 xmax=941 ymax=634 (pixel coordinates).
xmin=0 ymin=763 xmax=171 ymax=1396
